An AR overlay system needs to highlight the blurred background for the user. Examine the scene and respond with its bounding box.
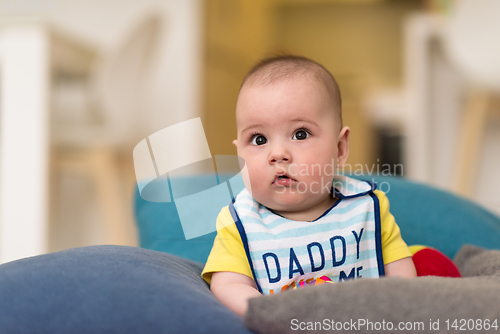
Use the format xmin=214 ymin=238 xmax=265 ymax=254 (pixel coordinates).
xmin=0 ymin=0 xmax=498 ymax=263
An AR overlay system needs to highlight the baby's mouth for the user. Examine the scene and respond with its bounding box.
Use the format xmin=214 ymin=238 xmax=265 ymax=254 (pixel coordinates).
xmin=273 ymin=174 xmax=297 ymax=186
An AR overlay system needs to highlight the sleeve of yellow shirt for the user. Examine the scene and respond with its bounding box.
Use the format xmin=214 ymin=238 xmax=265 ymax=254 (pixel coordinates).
xmin=375 ymin=189 xmax=413 ymax=264
xmin=201 ymin=206 xmax=253 ymax=284
xmin=202 ymin=191 xmax=413 ymax=284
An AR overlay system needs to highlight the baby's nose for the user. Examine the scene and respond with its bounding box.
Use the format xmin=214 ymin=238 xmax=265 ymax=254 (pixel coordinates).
xmin=269 ymin=144 xmax=292 ymax=164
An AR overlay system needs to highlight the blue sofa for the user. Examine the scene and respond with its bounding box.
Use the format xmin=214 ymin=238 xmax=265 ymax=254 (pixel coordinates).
xmin=0 ymin=175 xmax=498 ymax=333
xmin=136 ymin=175 xmax=500 ymax=261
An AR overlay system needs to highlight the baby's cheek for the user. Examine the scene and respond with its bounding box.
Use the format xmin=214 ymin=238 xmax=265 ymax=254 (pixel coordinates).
xmin=308 ymin=174 xmax=335 ymax=192
xmin=308 ymin=178 xmax=327 ymax=194
xmin=246 ymin=170 xmax=268 ymax=195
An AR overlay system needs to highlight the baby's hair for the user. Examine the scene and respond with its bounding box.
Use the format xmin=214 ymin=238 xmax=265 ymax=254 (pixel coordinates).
xmin=240 ymin=54 xmax=342 ymax=126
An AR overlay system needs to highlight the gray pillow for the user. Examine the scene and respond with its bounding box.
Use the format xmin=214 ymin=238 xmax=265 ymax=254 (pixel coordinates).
xmin=244 ymin=245 xmax=500 ymax=334
xmin=454 ymin=245 xmax=500 ymax=277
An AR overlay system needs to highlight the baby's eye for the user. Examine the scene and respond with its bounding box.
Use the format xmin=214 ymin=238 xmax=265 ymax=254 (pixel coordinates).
xmin=251 ymin=135 xmax=267 ymax=146
xmin=293 ymin=129 xmax=310 ymax=140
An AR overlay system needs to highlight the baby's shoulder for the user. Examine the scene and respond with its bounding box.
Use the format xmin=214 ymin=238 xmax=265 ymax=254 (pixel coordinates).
xmin=373 ymin=189 xmax=389 ymax=202
xmin=215 ymin=205 xmax=236 ymax=229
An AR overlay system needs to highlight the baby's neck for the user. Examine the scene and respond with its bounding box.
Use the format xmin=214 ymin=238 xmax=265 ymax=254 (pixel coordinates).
xmin=272 ymin=195 xmax=337 ymax=222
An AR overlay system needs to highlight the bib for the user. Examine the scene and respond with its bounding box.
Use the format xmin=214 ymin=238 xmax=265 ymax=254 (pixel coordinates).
xmin=229 ymin=175 xmax=384 ymax=295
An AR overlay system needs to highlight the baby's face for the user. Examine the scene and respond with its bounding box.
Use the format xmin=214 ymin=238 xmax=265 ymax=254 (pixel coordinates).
xmin=234 ymin=76 xmax=349 ymax=216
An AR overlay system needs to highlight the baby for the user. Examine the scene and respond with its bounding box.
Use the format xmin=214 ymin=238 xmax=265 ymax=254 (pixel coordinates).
xmin=202 ymin=55 xmax=416 ymax=316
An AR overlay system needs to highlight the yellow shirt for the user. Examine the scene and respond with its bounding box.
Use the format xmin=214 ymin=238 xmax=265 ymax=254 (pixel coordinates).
xmin=202 ymin=189 xmax=411 ymax=284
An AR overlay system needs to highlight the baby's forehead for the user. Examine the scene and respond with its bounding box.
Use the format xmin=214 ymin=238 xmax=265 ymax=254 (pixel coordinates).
xmin=236 ymin=78 xmax=341 ymax=133
xmin=237 ymin=75 xmax=333 ymax=111
xmin=238 ymin=80 xmax=337 ymax=126
xmin=242 ymin=69 xmax=323 ymax=92
xmin=239 ymin=73 xmax=327 ymax=100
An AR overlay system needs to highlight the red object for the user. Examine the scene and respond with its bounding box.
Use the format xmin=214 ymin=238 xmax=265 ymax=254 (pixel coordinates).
xmin=412 ymin=248 xmax=462 ymax=277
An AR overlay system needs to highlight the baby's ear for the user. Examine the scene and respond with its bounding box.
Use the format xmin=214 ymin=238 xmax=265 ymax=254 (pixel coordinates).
xmin=337 ymin=127 xmax=350 ymax=166
xmin=232 ymin=139 xmax=238 ymax=149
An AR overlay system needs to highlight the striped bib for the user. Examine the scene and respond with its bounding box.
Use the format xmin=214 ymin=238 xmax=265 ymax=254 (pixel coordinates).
xmin=229 ymin=175 xmax=384 ymax=295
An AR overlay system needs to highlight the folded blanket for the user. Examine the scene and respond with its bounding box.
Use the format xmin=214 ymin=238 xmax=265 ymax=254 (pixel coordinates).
xmin=454 ymin=245 xmax=500 ymax=277
xmin=244 ymin=245 xmax=500 ymax=334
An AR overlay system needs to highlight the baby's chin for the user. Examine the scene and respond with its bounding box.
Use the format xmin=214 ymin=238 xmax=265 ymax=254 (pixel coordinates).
xmin=257 ymin=196 xmax=316 ymax=213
